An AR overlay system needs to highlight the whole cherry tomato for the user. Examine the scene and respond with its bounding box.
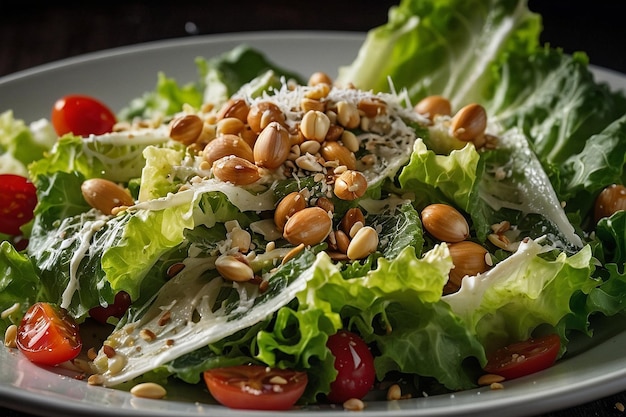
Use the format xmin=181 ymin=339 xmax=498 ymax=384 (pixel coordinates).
xmin=88 ymin=291 xmax=132 ymax=324
xmin=16 ymin=302 xmax=82 ymax=366
xmin=0 ymin=174 xmax=37 ymax=236
xmin=483 ymin=334 xmax=561 ymax=380
xmin=203 ymin=365 xmax=308 ymax=410
xmin=325 ymin=330 xmax=376 ymax=403
xmin=51 ymin=94 xmax=116 ymax=137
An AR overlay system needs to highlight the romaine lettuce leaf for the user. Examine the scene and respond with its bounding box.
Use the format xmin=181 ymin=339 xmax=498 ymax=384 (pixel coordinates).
xmin=443 ymin=238 xmax=597 ymax=351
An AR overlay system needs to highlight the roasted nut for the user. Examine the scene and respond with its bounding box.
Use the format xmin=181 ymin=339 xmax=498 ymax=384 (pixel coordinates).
xmin=254 ymin=122 xmax=291 ymax=169
xmin=247 ymin=101 xmax=286 ymax=134
xmin=450 ymin=103 xmax=487 ymax=141
xmin=130 ymin=382 xmax=167 ymax=399
xmin=215 ymin=255 xmax=254 ymax=282
xmin=230 ymin=227 xmax=252 ymax=253
xmin=446 ymin=241 xmax=490 ymax=291
xmin=169 ymin=114 xmax=204 ymax=145
xmin=340 ymin=208 xmax=365 ymax=235
xmin=300 ymin=97 xmax=326 ymax=113
xmin=216 ymin=117 xmax=245 ymax=135
xmin=358 ymin=98 xmax=386 ymax=117
xmin=315 ymin=197 xmax=334 ymax=214
xmin=333 ymin=170 xmax=368 ymax=200
xmin=283 ymin=206 xmax=333 ymax=246
xmin=308 ymin=71 xmax=333 ymax=86
xmin=305 ymin=83 xmax=331 ymax=100
xmin=300 ymin=110 xmax=331 ymax=142
xmin=340 ymin=130 xmax=360 ymax=153
xmin=216 ymin=98 xmax=250 ymax=123
xmin=335 ymin=229 xmax=351 ymax=254
xmin=81 ymin=178 xmax=135 ymax=215
xmin=4 ymin=324 xmax=17 ymax=348
xmin=336 ymin=101 xmax=360 ymax=129
xmin=212 ymin=155 xmax=260 ymax=185
xmin=414 ymin=95 xmax=452 ymax=120
xmin=203 ymin=134 xmax=254 ymax=165
xmin=594 ymin=184 xmax=626 ymax=222
xmin=421 ymin=204 xmax=470 ymax=243
xmin=274 ymin=191 xmax=307 ymax=230
xmin=347 ymin=225 xmax=378 ymax=260
xmin=320 ymin=141 xmax=357 ymax=170
xmin=325 ymin=124 xmax=345 ymax=141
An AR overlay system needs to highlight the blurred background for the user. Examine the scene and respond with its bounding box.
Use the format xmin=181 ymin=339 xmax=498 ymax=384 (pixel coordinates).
xmin=1 ymin=1 xmax=625 ymax=77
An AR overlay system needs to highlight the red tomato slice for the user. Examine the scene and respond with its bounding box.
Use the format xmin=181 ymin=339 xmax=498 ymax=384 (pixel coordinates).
xmin=51 ymin=94 xmax=116 ymax=137
xmin=16 ymin=302 xmax=82 ymax=366
xmin=0 ymin=174 xmax=37 ymax=236
xmin=203 ymin=365 xmax=308 ymax=410
xmin=483 ymin=334 xmax=561 ymax=380
xmin=325 ymin=330 xmax=376 ymax=403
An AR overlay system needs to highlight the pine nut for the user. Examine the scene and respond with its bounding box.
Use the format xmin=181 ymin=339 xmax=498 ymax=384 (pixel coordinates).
xmin=1 ymin=302 xmax=20 ymax=319
xmin=281 ymin=243 xmax=305 ymax=265
xmin=300 ymin=97 xmax=325 ymax=113
xmin=212 ymin=155 xmax=260 ymax=185
xmin=386 ymin=384 xmax=402 ymax=401
xmin=341 ymin=130 xmax=360 ymax=152
xmin=203 ymin=134 xmax=254 ymax=165
xmin=300 ymin=140 xmax=321 ymax=155
xmin=477 ymin=373 xmax=505 ymax=386
xmin=305 ymin=83 xmax=330 ymax=100
xmin=215 ymin=255 xmax=254 ymax=282
xmin=130 ymin=382 xmax=167 ymax=399
xmin=343 ymin=398 xmax=365 ymax=411
xmin=347 ymin=226 xmax=379 ymax=260
xmin=4 ymin=324 xmax=17 ymax=348
xmin=320 ymin=142 xmax=356 ymax=170
xmin=340 ymin=208 xmax=365 ymax=235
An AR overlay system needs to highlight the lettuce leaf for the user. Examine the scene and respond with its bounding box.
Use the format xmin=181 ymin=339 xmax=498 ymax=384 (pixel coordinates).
xmin=337 ymin=0 xmax=541 ymax=108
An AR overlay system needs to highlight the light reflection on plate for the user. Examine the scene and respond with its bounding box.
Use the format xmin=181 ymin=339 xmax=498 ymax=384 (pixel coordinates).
xmin=1 ymin=32 xmax=625 ymax=417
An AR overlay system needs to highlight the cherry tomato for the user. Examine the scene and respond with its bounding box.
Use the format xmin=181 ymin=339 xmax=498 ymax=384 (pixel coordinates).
xmin=203 ymin=365 xmax=308 ymax=410
xmin=325 ymin=330 xmax=376 ymax=403
xmin=16 ymin=302 xmax=82 ymax=366
xmin=0 ymin=174 xmax=37 ymax=236
xmin=483 ymin=334 xmax=561 ymax=380
xmin=88 ymin=291 xmax=132 ymax=324
xmin=51 ymin=94 xmax=116 ymax=137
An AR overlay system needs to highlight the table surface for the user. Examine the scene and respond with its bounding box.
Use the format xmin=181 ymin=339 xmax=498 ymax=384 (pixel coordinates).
xmin=1 ymin=1 xmax=626 ymax=416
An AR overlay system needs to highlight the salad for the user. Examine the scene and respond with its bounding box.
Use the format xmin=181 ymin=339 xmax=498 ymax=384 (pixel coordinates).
xmin=2 ymin=0 xmax=626 ymax=411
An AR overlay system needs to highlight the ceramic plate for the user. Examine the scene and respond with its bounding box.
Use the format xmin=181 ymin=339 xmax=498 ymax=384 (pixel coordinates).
xmin=1 ymin=32 xmax=625 ymax=417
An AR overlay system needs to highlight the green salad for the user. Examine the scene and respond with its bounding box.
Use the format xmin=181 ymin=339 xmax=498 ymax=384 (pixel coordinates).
xmin=2 ymin=0 xmax=626 ymax=409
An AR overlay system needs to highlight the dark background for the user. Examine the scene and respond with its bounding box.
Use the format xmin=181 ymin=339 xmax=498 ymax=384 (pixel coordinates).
xmin=1 ymin=1 xmax=626 ymax=416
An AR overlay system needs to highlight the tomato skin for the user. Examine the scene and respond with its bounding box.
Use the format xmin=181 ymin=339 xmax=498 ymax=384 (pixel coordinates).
xmin=483 ymin=334 xmax=561 ymax=380
xmin=325 ymin=330 xmax=376 ymax=403
xmin=203 ymin=365 xmax=308 ymax=410
xmin=89 ymin=291 xmax=132 ymax=324
xmin=0 ymin=174 xmax=37 ymax=236
xmin=16 ymin=302 xmax=82 ymax=366
xmin=51 ymin=94 xmax=116 ymax=137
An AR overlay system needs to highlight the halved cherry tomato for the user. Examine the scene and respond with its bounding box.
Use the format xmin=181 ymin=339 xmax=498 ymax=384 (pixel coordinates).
xmin=203 ymin=365 xmax=308 ymax=410
xmin=89 ymin=291 xmax=132 ymax=324
xmin=0 ymin=174 xmax=37 ymax=236
xmin=16 ymin=302 xmax=82 ymax=366
xmin=51 ymin=94 xmax=116 ymax=137
xmin=325 ymin=330 xmax=376 ymax=403
xmin=483 ymin=334 xmax=561 ymax=380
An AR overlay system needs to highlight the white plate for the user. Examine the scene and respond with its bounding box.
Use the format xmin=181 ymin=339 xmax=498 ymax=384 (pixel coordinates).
xmin=1 ymin=32 xmax=626 ymax=417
